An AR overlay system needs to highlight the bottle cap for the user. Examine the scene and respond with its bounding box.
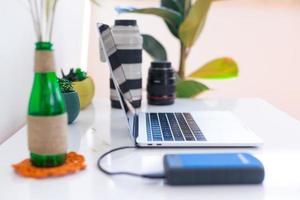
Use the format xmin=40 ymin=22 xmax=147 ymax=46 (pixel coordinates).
xmin=114 ymin=20 xmax=137 ymax=26
xmin=151 ymin=61 xmax=171 ymax=69
xmin=35 ymin=42 xmax=53 ymax=51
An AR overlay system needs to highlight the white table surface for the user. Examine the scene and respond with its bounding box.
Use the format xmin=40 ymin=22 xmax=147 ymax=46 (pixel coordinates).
xmin=1 ymin=98 xmax=300 ymax=200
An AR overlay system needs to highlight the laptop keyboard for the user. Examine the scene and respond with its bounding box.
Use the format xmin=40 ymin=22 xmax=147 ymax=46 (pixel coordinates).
xmin=146 ymin=113 xmax=206 ymax=142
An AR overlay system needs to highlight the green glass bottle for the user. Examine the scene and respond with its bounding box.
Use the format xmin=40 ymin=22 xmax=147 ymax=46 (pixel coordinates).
xmin=28 ymin=42 xmax=68 ymax=167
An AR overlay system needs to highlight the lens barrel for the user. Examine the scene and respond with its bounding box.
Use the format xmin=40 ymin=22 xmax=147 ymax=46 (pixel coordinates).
xmin=147 ymin=61 xmax=176 ymax=105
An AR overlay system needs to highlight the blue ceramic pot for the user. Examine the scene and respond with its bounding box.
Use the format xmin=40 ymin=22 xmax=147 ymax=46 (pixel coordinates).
xmin=62 ymin=91 xmax=80 ymax=124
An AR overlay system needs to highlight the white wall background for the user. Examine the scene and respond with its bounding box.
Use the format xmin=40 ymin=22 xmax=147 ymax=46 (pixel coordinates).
xmin=88 ymin=0 xmax=300 ymax=121
xmin=0 ymin=0 xmax=90 ymax=143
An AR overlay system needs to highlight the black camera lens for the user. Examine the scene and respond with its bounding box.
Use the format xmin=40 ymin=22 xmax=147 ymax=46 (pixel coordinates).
xmin=147 ymin=61 xmax=176 ymax=105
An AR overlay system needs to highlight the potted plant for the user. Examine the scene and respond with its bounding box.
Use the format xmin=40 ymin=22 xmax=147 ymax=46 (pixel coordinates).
xmin=62 ymin=68 xmax=95 ymax=110
xmin=58 ymin=78 xmax=80 ymax=124
xmin=116 ymin=0 xmax=239 ymax=98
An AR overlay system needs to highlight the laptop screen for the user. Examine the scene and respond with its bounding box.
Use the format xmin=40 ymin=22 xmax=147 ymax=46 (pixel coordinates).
xmin=97 ymin=23 xmax=137 ymax=126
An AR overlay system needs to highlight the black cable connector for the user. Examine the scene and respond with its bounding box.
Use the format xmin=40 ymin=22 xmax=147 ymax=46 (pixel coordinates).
xmin=97 ymin=146 xmax=165 ymax=179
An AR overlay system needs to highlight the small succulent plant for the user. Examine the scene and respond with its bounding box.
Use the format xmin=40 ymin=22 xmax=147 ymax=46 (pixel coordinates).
xmin=58 ymin=78 xmax=75 ymax=93
xmin=62 ymin=68 xmax=87 ymax=82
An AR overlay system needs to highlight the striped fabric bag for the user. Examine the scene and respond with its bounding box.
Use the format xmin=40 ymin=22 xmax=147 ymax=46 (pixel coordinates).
xmin=99 ymin=21 xmax=142 ymax=108
xmin=98 ymin=23 xmax=142 ymax=106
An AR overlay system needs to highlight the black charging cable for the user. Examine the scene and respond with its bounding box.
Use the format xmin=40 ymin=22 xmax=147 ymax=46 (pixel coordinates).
xmin=97 ymin=146 xmax=166 ymax=179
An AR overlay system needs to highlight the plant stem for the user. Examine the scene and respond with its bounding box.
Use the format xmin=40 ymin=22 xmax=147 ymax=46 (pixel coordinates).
xmin=178 ymin=42 xmax=189 ymax=79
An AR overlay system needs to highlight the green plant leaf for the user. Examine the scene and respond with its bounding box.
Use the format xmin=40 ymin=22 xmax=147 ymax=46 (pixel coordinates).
xmin=116 ymin=6 xmax=182 ymax=33
xmin=161 ymin=0 xmax=179 ymax=13
xmin=176 ymin=80 xmax=209 ymax=98
xmin=172 ymin=0 xmax=184 ymax=15
xmin=175 ymin=72 xmax=183 ymax=84
xmin=75 ymin=68 xmax=87 ymax=81
xmin=183 ymin=0 xmax=192 ymax=16
xmin=160 ymin=0 xmax=182 ymax=37
xmin=179 ymin=0 xmax=211 ymax=47
xmin=159 ymin=0 xmax=192 ymax=38
xmin=142 ymin=34 xmax=167 ymax=61
xmin=189 ymin=57 xmax=239 ymax=79
xmin=161 ymin=0 xmax=192 ymax=16
xmin=173 ymin=0 xmax=192 ymax=16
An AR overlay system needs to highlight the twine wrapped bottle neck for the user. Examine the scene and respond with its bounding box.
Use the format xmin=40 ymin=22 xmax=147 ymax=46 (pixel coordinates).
xmin=34 ymin=42 xmax=56 ymax=73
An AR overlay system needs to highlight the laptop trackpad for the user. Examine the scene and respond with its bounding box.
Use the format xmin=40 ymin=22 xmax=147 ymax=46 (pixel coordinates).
xmin=191 ymin=111 xmax=256 ymax=142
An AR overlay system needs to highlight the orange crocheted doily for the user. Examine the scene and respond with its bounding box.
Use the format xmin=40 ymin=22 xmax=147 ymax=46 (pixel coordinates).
xmin=12 ymin=152 xmax=86 ymax=179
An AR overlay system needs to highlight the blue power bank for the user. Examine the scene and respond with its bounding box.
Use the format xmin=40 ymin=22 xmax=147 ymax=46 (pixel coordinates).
xmin=163 ymin=153 xmax=264 ymax=185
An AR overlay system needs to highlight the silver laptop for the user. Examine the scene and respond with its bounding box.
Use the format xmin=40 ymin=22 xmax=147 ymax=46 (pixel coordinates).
xmin=98 ymin=23 xmax=263 ymax=147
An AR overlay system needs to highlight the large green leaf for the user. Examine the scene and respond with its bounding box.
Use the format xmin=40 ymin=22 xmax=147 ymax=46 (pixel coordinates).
xmin=179 ymin=0 xmax=211 ymax=47
xmin=142 ymin=34 xmax=167 ymax=61
xmin=183 ymin=0 xmax=192 ymax=15
xmin=161 ymin=0 xmax=192 ymax=16
xmin=175 ymin=72 xmax=183 ymax=84
xmin=161 ymin=0 xmax=179 ymax=12
xmin=160 ymin=0 xmax=182 ymax=37
xmin=116 ymin=6 xmax=182 ymax=33
xmin=161 ymin=0 xmax=188 ymax=17
xmin=176 ymin=80 xmax=209 ymax=98
xmin=160 ymin=0 xmax=192 ymax=37
xmin=173 ymin=0 xmax=184 ymax=15
xmin=174 ymin=0 xmax=192 ymax=16
xmin=189 ymin=57 xmax=239 ymax=79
